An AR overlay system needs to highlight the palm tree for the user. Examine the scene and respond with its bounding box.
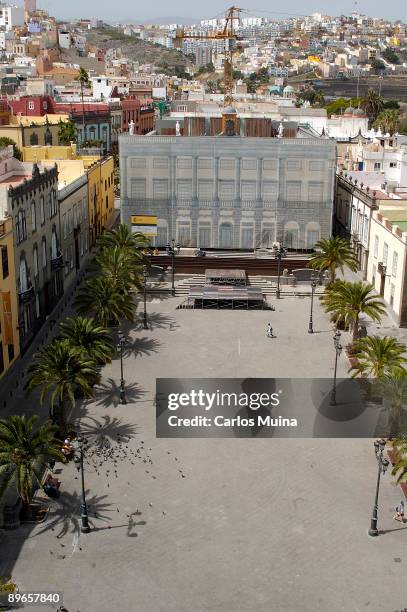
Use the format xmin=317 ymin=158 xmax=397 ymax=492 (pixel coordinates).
xmin=310 ymin=237 xmax=358 ymax=283
xmin=97 ymin=223 xmax=149 ymax=252
xmin=362 ymin=88 xmax=384 ymax=125
xmin=58 ymin=317 xmax=115 ymax=365
xmin=391 ymin=429 xmax=407 ymax=484
xmin=374 ymin=373 xmax=407 ymax=438
xmin=350 ymin=335 xmax=407 ymax=378
xmin=96 ymin=246 xmax=142 ymax=292
xmin=75 ymin=67 xmax=91 ymax=146
xmin=321 ymin=281 xmax=385 ymax=342
xmin=373 ymin=109 xmax=400 ymax=135
xmin=0 ymin=415 xmax=65 ymax=506
xmin=25 ymin=340 xmax=97 ymax=428
xmin=75 ymin=276 xmax=136 ymax=327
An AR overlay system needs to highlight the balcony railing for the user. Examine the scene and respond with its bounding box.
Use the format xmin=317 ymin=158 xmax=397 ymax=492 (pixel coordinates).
xmin=18 ymin=284 xmax=34 ymax=304
xmin=51 ymin=252 xmax=64 ymax=270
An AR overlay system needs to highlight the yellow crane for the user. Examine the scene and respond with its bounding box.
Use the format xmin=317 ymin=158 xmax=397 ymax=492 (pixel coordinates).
xmin=173 ymin=6 xmax=242 ymax=106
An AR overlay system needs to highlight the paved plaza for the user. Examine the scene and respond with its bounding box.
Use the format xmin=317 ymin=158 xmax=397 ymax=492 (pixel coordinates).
xmin=1 ymin=289 xmax=407 ymax=612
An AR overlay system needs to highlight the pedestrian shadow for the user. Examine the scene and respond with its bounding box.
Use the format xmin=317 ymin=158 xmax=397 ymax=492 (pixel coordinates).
xmin=379 ymin=524 xmax=407 ymax=535
xmin=77 ymin=414 xmax=139 ymax=444
xmin=32 ymin=490 xmax=113 ymax=539
xmin=92 ymin=378 xmax=145 ymax=407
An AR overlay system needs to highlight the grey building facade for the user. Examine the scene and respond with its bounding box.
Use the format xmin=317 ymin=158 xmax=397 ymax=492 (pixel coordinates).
xmin=119 ymin=135 xmax=336 ymax=250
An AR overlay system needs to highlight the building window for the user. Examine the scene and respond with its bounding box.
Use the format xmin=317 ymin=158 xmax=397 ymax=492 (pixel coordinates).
xmin=1 ymin=245 xmax=9 ymax=279
xmin=219 ymin=181 xmax=235 ymax=200
xmin=62 ymin=213 xmax=67 ymax=238
xmin=286 ymin=182 xmax=301 ymax=201
xmin=374 ymin=162 xmax=381 ymax=171
xmin=307 ymin=230 xmax=320 ymax=248
xmin=373 ymin=235 xmax=379 ymax=258
xmin=19 ymin=258 xmax=28 ymax=292
xmin=42 ymin=239 xmax=47 ymax=269
xmin=40 ymin=196 xmax=45 ymax=224
xmin=219 ymin=223 xmax=233 ymax=248
xmin=130 ymin=179 xmax=146 ymax=199
xmin=153 ymin=179 xmax=169 ymax=199
xmin=176 ymin=180 xmax=193 ymax=200
xmin=383 ymin=243 xmax=388 ymax=266
xmin=28 ymin=101 xmax=35 ymax=110
xmin=241 ymin=182 xmax=256 ymax=201
xmin=51 ymin=230 xmax=58 ymax=260
xmin=389 ymin=162 xmax=397 ymax=168
xmin=35 ymin=293 xmax=40 ymax=318
xmin=30 ymin=132 xmax=39 ymax=145
xmin=31 ymin=201 xmax=36 ymax=232
xmin=199 ymin=225 xmax=211 ymax=248
xmin=390 ymin=283 xmax=395 ymax=307
xmin=8 ymin=343 xmax=14 ymax=362
xmin=241 ymin=226 xmax=254 ymax=249
xmin=33 ymin=246 xmax=38 ymax=278
xmin=392 ymin=252 xmax=398 ymax=277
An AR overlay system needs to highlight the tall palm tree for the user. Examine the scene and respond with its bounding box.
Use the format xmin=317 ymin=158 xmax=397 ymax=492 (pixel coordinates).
xmin=75 ymin=67 xmax=91 ymax=145
xmin=321 ymin=281 xmax=385 ymax=342
xmin=362 ymin=88 xmax=384 ymax=125
xmin=0 ymin=415 xmax=65 ymax=506
xmin=391 ymin=429 xmax=407 ymax=484
xmin=373 ymin=109 xmax=400 ymax=135
xmin=59 ymin=317 xmax=115 ymax=365
xmin=375 ymin=373 xmax=407 ymax=438
xmin=310 ymin=237 xmax=358 ymax=283
xmin=96 ymin=246 xmax=142 ymax=292
xmin=350 ymin=335 xmax=407 ymax=378
xmin=97 ymin=223 xmax=149 ymax=252
xmin=25 ymin=340 xmax=97 ymax=427
xmin=75 ymin=276 xmax=136 ymax=327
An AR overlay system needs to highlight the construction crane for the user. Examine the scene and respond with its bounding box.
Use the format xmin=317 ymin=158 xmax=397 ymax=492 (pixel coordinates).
xmin=173 ymin=6 xmax=242 ymax=107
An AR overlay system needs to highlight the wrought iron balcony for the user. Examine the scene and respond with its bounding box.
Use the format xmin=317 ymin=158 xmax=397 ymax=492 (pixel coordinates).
xmin=51 ymin=252 xmax=64 ymax=270
xmin=18 ymin=284 xmax=34 ymax=304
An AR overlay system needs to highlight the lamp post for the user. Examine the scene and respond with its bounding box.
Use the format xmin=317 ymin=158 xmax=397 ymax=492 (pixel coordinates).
xmin=142 ymin=265 xmax=148 ymax=330
xmin=308 ymin=275 xmax=318 ymax=334
xmin=273 ymin=244 xmax=286 ymax=299
xmin=330 ymin=330 xmax=342 ymax=405
xmin=166 ymin=239 xmax=180 ymax=296
xmin=117 ymin=335 xmax=126 ymax=405
xmin=368 ymin=439 xmax=390 ymax=537
xmin=73 ymin=435 xmax=90 ymax=533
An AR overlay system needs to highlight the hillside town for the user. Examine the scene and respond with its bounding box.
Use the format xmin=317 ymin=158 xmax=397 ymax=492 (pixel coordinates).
xmin=0 ymin=2 xmax=407 ymax=611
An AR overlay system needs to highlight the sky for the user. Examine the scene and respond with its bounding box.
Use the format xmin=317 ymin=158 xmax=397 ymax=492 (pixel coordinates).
xmin=34 ymin=1 xmax=406 ymax=23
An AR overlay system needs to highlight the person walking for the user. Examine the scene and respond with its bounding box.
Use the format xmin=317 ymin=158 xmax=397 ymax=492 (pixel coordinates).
xmin=266 ymin=323 xmax=273 ymax=338
xmin=393 ymin=500 xmax=405 ymax=522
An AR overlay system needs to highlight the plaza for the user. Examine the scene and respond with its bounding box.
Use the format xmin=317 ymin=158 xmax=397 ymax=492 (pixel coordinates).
xmin=0 ymin=287 xmax=407 ymax=612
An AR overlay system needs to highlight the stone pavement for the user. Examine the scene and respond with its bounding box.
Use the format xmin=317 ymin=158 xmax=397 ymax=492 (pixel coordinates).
xmin=1 ymin=291 xmax=407 ymax=612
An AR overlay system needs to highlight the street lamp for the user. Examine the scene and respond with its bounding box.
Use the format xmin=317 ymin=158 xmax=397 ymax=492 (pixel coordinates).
xmin=166 ymin=239 xmax=181 ymax=296
xmin=117 ymin=335 xmax=126 ymax=405
xmin=330 ymin=330 xmax=342 ymax=405
xmin=142 ymin=265 xmax=148 ymax=330
xmin=73 ymin=435 xmax=90 ymax=533
xmin=273 ymin=244 xmax=286 ymax=299
xmin=368 ymin=439 xmax=390 ymax=537
xmin=308 ymin=275 xmax=318 ymax=334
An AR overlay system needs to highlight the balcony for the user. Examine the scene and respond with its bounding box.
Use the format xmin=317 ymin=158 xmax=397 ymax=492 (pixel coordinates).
xmin=51 ymin=252 xmax=64 ymax=270
xmin=18 ymin=284 xmax=34 ymax=304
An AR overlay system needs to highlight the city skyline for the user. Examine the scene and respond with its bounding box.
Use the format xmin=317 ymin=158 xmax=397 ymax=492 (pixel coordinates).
xmin=33 ymin=1 xmax=406 ymax=23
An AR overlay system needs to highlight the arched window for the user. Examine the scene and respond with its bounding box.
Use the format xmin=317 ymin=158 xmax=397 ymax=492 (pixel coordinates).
xmin=219 ymin=223 xmax=233 ymax=249
xmin=33 ymin=246 xmax=38 ymax=277
xmin=51 ymin=230 xmax=58 ymax=259
xmin=40 ymin=196 xmax=45 ymax=224
xmin=31 ymin=201 xmax=36 ymax=231
xmin=30 ymin=132 xmax=39 ymax=145
xmin=42 ymin=238 xmax=47 ymax=268
xmin=45 ymin=128 xmax=53 ymax=145
xmin=19 ymin=258 xmax=28 ymax=292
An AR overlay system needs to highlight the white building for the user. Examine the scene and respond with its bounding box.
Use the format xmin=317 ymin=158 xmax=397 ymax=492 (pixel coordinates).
xmin=0 ymin=3 xmax=24 ymax=30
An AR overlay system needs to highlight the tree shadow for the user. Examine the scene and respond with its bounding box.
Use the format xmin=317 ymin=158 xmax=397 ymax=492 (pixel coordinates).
xmin=92 ymin=378 xmax=145 ymax=408
xmin=117 ymin=336 xmax=161 ymax=359
xmin=32 ymin=490 xmax=113 ymax=539
xmin=133 ymin=312 xmax=180 ymax=332
xmin=76 ymin=414 xmax=140 ymax=444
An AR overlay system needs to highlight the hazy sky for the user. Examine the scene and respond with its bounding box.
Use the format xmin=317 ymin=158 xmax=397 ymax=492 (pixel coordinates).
xmin=34 ymin=1 xmax=406 ymax=23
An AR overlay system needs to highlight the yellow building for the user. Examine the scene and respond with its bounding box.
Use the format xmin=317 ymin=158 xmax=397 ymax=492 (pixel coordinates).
xmin=87 ymin=157 xmax=115 ymax=248
xmin=22 ymin=144 xmax=101 ymax=169
xmin=0 ymin=115 xmax=69 ymax=149
xmin=0 ymin=217 xmax=20 ymax=378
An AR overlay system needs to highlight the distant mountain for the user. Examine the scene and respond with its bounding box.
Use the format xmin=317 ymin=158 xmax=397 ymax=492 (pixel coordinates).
xmin=140 ymin=16 xmax=200 ymax=25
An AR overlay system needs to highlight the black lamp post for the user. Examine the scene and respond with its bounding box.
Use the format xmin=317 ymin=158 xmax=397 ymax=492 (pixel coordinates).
xmin=330 ymin=330 xmax=342 ymax=405
xmin=273 ymin=244 xmax=286 ymax=299
xmin=166 ymin=239 xmax=181 ymax=296
xmin=368 ymin=439 xmax=390 ymax=537
xmin=308 ymin=275 xmax=318 ymax=334
xmin=142 ymin=265 xmax=148 ymax=330
xmin=74 ymin=435 xmax=90 ymax=534
xmin=117 ymin=335 xmax=126 ymax=405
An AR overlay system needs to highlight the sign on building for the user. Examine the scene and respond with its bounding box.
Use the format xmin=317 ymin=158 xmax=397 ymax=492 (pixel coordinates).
xmin=130 ymin=215 xmax=158 ymax=236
